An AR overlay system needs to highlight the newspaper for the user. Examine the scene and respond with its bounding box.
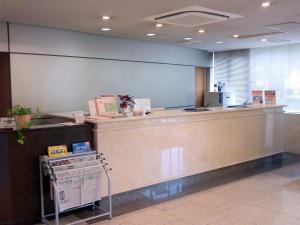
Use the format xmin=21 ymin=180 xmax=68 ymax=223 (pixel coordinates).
xmin=57 ymin=176 xmax=81 ymax=211
xmin=55 ymin=164 xmax=102 ymax=212
xmin=49 ymin=155 xmax=97 ymax=167
xmin=81 ymin=166 xmax=102 ymax=205
xmin=52 ymin=160 xmax=100 ymax=173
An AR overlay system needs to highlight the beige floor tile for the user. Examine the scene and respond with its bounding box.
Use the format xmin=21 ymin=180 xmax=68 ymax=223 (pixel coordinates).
xmin=184 ymin=191 xmax=232 ymax=209
xmin=208 ymin=215 xmax=254 ymax=225
xmin=164 ymin=202 xmax=226 ymax=225
xmin=251 ymin=173 xmax=293 ymax=186
xmin=215 ymin=186 xmax=270 ymax=206
xmin=213 ymin=199 xmax=243 ymax=212
xmin=208 ymin=181 xmax=241 ymax=194
xmin=164 ymin=219 xmax=195 ymax=225
xmin=154 ymin=197 xmax=191 ymax=211
xmin=266 ymin=188 xmax=300 ymax=204
xmin=259 ymin=199 xmax=300 ymax=220
xmin=254 ymin=213 xmax=299 ymax=225
xmin=223 ymin=204 xmax=274 ymax=224
xmin=123 ymin=207 xmax=177 ymax=225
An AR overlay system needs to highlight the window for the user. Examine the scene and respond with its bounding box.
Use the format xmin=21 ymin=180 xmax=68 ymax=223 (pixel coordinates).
xmin=213 ymin=44 xmax=300 ymax=112
xmin=250 ymin=44 xmax=300 ymax=112
xmin=213 ymin=50 xmax=250 ymax=103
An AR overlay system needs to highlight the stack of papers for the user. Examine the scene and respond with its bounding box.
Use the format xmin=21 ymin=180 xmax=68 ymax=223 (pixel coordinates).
xmin=50 ymin=155 xmax=102 ymax=212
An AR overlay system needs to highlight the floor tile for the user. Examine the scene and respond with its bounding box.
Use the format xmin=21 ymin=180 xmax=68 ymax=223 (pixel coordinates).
xmin=254 ymin=213 xmax=299 ymax=225
xmin=164 ymin=219 xmax=195 ymax=225
xmin=154 ymin=196 xmax=191 ymax=211
xmin=164 ymin=202 xmax=226 ymax=225
xmin=260 ymin=199 xmax=300 ymax=220
xmin=123 ymin=207 xmax=177 ymax=225
xmin=184 ymin=190 xmax=232 ymax=208
xmin=223 ymin=204 xmax=274 ymax=224
xmin=209 ymin=215 xmax=254 ymax=225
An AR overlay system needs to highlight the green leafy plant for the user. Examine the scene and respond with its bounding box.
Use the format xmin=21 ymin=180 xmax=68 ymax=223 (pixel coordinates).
xmin=7 ymin=105 xmax=32 ymax=117
xmin=7 ymin=105 xmax=33 ymax=145
xmin=16 ymin=129 xmax=26 ymax=145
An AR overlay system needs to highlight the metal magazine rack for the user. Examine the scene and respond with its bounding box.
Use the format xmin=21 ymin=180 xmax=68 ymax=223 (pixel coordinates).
xmin=40 ymin=151 xmax=112 ymax=225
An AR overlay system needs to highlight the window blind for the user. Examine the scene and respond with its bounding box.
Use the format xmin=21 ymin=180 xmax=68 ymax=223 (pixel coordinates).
xmin=214 ymin=49 xmax=250 ymax=103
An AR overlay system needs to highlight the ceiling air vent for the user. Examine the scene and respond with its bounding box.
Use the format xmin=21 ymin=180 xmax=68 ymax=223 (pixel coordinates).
xmin=176 ymin=40 xmax=203 ymax=45
xmin=237 ymin=31 xmax=284 ymax=39
xmin=144 ymin=5 xmax=242 ymax=27
xmin=268 ymin=38 xmax=293 ymax=44
xmin=266 ymin=22 xmax=300 ymax=31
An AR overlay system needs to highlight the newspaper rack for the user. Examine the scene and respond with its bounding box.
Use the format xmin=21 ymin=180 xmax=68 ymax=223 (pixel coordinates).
xmin=40 ymin=151 xmax=112 ymax=225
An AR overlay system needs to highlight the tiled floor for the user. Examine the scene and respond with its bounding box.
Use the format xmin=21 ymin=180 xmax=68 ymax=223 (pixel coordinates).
xmin=42 ymin=161 xmax=300 ymax=225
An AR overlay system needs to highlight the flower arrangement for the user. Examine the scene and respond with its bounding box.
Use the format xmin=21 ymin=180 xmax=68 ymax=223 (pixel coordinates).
xmin=118 ymin=95 xmax=135 ymax=109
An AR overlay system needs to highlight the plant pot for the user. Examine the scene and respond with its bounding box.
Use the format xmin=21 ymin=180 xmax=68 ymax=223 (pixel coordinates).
xmin=14 ymin=114 xmax=32 ymax=129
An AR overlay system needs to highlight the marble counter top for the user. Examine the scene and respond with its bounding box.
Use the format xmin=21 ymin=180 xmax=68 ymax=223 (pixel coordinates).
xmin=50 ymin=105 xmax=285 ymax=126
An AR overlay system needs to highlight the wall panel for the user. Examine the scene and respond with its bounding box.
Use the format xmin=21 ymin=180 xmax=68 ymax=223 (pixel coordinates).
xmin=9 ymin=23 xmax=212 ymax=67
xmin=11 ymin=54 xmax=195 ymax=112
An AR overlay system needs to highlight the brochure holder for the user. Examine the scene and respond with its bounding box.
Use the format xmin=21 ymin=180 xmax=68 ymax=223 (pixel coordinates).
xmin=40 ymin=151 xmax=112 ymax=225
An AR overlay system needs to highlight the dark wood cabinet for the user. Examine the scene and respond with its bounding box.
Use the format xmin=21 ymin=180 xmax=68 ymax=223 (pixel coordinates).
xmin=0 ymin=123 xmax=94 ymax=225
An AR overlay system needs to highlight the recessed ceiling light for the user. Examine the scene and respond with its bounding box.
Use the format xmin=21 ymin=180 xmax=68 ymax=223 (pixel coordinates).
xmin=232 ymin=34 xmax=240 ymax=38
xmin=184 ymin=37 xmax=193 ymax=40
xmin=101 ymin=27 xmax=111 ymax=31
xmin=216 ymin=41 xmax=223 ymax=44
xmin=102 ymin=15 xmax=111 ymax=20
xmin=156 ymin=23 xmax=163 ymax=28
xmin=262 ymin=2 xmax=270 ymax=7
xmin=146 ymin=33 xmax=156 ymax=36
xmin=198 ymin=29 xmax=205 ymax=33
xmin=261 ymin=38 xmax=268 ymax=42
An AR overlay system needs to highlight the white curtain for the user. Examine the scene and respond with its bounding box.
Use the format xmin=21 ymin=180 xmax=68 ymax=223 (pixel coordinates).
xmin=250 ymin=44 xmax=300 ymax=112
xmin=214 ymin=44 xmax=300 ymax=112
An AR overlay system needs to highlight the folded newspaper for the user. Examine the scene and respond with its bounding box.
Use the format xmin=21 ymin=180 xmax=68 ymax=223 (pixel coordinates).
xmin=51 ymin=156 xmax=102 ymax=211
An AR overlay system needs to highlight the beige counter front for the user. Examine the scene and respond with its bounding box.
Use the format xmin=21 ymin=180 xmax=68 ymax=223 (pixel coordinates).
xmin=51 ymin=105 xmax=285 ymax=195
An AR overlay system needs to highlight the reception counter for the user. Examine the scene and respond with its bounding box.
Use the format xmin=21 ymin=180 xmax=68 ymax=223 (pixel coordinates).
xmin=54 ymin=105 xmax=285 ymax=196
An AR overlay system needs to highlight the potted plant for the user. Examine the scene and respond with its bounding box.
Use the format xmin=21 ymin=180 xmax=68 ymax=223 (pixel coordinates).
xmin=118 ymin=95 xmax=135 ymax=116
xmin=7 ymin=105 xmax=33 ymax=144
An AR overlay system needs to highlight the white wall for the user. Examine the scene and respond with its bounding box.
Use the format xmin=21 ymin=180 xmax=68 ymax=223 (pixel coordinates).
xmin=9 ymin=23 xmax=212 ymax=112
xmin=9 ymin=23 xmax=212 ymax=66
xmin=11 ymin=54 xmax=195 ymax=112
xmin=0 ymin=22 xmax=8 ymax=52
xmin=285 ymin=113 xmax=300 ymax=154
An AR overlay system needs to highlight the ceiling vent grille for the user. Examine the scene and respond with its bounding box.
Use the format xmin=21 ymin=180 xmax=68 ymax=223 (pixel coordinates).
xmin=268 ymin=38 xmax=293 ymax=43
xmin=237 ymin=31 xmax=284 ymax=39
xmin=176 ymin=40 xmax=203 ymax=45
xmin=144 ymin=5 xmax=242 ymax=27
xmin=266 ymin=21 xmax=300 ymax=31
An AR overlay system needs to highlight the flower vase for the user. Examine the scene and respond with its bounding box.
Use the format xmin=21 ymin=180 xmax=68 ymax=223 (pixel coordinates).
xmin=121 ymin=105 xmax=132 ymax=117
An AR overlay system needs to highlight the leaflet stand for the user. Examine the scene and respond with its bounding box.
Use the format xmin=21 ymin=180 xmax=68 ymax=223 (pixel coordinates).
xmin=40 ymin=151 xmax=112 ymax=225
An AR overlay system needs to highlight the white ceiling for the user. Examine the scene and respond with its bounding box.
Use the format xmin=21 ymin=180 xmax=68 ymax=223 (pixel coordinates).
xmin=0 ymin=0 xmax=300 ymax=52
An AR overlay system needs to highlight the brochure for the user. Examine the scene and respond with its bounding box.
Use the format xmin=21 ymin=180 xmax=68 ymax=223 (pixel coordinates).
xmin=134 ymin=98 xmax=151 ymax=113
xmin=95 ymin=95 xmax=119 ymax=117
xmin=72 ymin=141 xmax=91 ymax=154
xmin=252 ymin=90 xmax=263 ymax=104
xmin=265 ymin=90 xmax=276 ymax=105
xmin=88 ymin=100 xmax=98 ymax=118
